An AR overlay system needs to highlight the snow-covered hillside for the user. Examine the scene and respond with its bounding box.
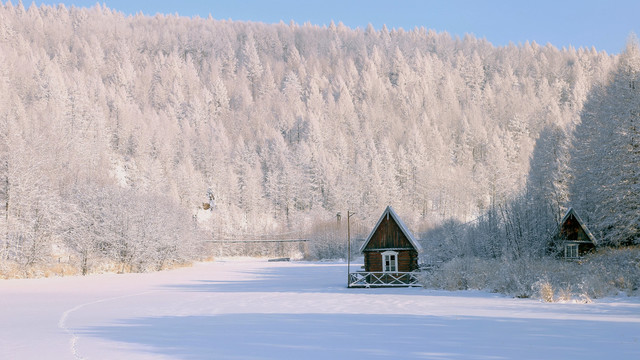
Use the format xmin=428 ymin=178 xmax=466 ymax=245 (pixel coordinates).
xmin=1 ymin=4 xmax=638 ymax=276
xmin=1 ymin=260 xmax=639 ymax=359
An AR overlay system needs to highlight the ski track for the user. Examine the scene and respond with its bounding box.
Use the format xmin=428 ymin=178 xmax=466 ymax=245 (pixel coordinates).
xmin=58 ymin=290 xmax=157 ymax=360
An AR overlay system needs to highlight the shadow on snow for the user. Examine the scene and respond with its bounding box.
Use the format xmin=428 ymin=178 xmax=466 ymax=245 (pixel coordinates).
xmin=161 ymin=262 xmax=437 ymax=296
xmin=76 ymin=312 xmax=639 ymax=360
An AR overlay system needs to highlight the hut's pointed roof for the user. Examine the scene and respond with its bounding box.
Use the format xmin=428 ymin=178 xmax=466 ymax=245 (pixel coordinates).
xmin=560 ymin=207 xmax=598 ymax=245
xmin=359 ymin=206 xmax=423 ymax=253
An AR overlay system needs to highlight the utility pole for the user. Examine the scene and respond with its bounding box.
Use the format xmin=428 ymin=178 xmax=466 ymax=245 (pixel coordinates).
xmin=347 ymin=210 xmax=355 ymax=287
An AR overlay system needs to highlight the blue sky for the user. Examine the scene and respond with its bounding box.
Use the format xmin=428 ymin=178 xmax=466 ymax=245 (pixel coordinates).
xmin=33 ymin=0 xmax=640 ymax=54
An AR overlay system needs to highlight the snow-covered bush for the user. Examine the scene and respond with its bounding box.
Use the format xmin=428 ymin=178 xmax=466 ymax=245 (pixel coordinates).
xmin=422 ymin=257 xmax=494 ymax=291
xmin=57 ymin=184 xmax=206 ymax=275
xmin=534 ymin=280 xmax=555 ymax=302
xmin=208 ymin=241 xmax=306 ymax=259
xmin=306 ymin=223 xmax=348 ymax=261
xmin=582 ymin=247 xmax=640 ymax=296
xmin=304 ymin=219 xmax=367 ymax=261
xmin=420 ymin=247 xmax=640 ymax=300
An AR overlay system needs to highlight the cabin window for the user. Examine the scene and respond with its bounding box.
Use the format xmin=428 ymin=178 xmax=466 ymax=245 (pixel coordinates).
xmin=382 ymin=251 xmax=398 ymax=272
xmin=565 ymin=244 xmax=579 ymax=259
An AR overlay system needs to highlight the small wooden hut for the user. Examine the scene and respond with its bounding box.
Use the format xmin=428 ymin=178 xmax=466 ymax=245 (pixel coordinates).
xmin=558 ymin=208 xmax=597 ymax=259
xmin=359 ymin=206 xmax=422 ymax=273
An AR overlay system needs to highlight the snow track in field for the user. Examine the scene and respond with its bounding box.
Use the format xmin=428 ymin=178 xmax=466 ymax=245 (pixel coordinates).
xmin=58 ymin=291 xmax=156 ymax=360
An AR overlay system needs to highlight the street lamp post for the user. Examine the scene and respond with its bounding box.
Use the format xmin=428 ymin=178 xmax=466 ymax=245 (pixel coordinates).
xmin=347 ymin=210 xmax=355 ymax=287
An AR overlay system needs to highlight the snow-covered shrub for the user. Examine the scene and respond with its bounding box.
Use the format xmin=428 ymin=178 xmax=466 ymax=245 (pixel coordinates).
xmin=423 ymin=257 xmax=495 ymax=291
xmin=208 ymin=240 xmax=306 ymax=259
xmin=582 ymin=247 xmax=640 ymax=296
xmin=534 ymin=279 xmax=554 ymax=302
xmin=420 ymin=247 xmax=640 ymax=300
xmin=488 ymin=260 xmax=527 ymax=297
xmin=59 ymin=184 xmax=205 ymax=275
xmin=307 ymin=233 xmax=347 ymax=261
xmin=304 ymin=220 xmax=365 ymax=261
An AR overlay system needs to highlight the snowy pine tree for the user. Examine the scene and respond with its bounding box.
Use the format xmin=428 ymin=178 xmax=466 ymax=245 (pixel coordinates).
xmin=570 ymin=36 xmax=640 ymax=246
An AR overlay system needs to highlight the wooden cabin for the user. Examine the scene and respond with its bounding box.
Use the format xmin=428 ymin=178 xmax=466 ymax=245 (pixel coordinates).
xmin=558 ymin=208 xmax=597 ymax=259
xmin=359 ymin=206 xmax=422 ymax=273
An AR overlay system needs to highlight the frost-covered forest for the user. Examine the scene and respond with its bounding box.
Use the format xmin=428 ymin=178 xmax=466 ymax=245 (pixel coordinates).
xmin=0 ymin=3 xmax=637 ymax=280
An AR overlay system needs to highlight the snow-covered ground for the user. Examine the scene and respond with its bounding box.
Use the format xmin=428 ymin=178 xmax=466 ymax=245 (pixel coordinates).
xmin=1 ymin=260 xmax=639 ymax=359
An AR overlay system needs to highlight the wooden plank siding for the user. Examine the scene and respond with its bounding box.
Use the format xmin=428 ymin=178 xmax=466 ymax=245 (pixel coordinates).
xmin=559 ymin=210 xmax=597 ymax=257
xmin=363 ymin=214 xmax=414 ymax=251
xmin=561 ymin=214 xmax=592 ymax=243
xmin=364 ymin=250 xmax=418 ymax=272
xmin=359 ymin=206 xmax=422 ymax=276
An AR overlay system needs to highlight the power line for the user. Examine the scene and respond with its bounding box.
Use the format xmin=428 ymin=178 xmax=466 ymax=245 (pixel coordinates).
xmin=204 ymin=239 xmax=309 ymax=243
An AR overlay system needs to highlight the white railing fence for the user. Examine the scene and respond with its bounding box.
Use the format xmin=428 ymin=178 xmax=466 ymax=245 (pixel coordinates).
xmin=348 ymin=271 xmax=421 ymax=287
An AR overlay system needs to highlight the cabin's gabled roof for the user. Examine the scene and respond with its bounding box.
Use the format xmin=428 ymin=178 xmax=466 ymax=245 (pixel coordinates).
xmin=359 ymin=206 xmax=423 ymax=253
xmin=560 ymin=207 xmax=598 ymax=245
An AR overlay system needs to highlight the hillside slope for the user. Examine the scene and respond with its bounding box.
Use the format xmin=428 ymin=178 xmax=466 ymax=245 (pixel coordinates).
xmin=0 ymin=3 xmax=621 ymax=272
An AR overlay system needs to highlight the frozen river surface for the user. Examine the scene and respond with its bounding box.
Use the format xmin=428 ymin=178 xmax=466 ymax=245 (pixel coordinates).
xmin=1 ymin=259 xmax=639 ymax=359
